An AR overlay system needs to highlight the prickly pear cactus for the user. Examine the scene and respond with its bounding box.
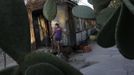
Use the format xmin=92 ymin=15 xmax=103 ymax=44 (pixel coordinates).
xmin=123 ymin=0 xmax=134 ymax=15
xmin=116 ymin=3 xmax=134 ymax=59
xmin=43 ymin=0 xmax=57 ymax=21
xmin=25 ymin=63 xmax=64 ymax=75
xmin=96 ymin=7 xmax=116 ymax=29
xmin=19 ymin=52 xmax=83 ymax=75
xmin=92 ymin=0 xmax=111 ymax=14
xmin=72 ymin=5 xmax=95 ymax=19
xmin=91 ymin=0 xmax=134 ymax=59
xmin=0 ymin=0 xmax=31 ymax=64
xmin=97 ymin=6 xmax=120 ymax=48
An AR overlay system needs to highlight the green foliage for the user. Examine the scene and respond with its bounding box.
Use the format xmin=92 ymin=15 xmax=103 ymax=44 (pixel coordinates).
xmin=20 ymin=52 xmax=83 ymax=75
xmin=123 ymin=0 xmax=134 ymax=15
xmin=92 ymin=0 xmax=111 ymax=14
xmin=116 ymin=3 xmax=134 ymax=59
xmin=0 ymin=0 xmax=31 ymax=64
xmin=97 ymin=6 xmax=120 ymax=48
xmin=72 ymin=5 xmax=95 ymax=19
xmin=95 ymin=0 xmax=134 ymax=59
xmin=108 ymin=0 xmax=121 ymax=8
xmin=43 ymin=0 xmax=57 ymax=21
xmin=25 ymin=63 xmax=64 ymax=75
xmin=96 ymin=7 xmax=116 ymax=29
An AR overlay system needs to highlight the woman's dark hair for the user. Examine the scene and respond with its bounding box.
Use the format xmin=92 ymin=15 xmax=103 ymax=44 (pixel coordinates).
xmin=55 ymin=23 xmax=59 ymax=26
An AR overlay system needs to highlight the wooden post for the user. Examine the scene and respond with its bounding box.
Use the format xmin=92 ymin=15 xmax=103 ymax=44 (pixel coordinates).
xmin=67 ymin=5 xmax=76 ymax=46
xmin=27 ymin=8 xmax=36 ymax=50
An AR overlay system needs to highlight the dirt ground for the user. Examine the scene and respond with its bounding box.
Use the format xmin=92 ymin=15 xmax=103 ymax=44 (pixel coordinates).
xmin=0 ymin=47 xmax=86 ymax=70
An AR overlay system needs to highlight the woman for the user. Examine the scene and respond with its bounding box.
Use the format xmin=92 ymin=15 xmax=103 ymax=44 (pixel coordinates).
xmin=51 ymin=23 xmax=62 ymax=54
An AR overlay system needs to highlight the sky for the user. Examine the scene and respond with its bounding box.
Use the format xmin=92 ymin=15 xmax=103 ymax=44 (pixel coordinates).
xmin=78 ymin=0 xmax=94 ymax=9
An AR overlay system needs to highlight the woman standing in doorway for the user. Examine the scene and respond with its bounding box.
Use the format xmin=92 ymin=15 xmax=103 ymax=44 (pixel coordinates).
xmin=51 ymin=23 xmax=62 ymax=54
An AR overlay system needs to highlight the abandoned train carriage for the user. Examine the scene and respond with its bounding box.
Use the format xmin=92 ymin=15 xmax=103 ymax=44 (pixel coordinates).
xmin=25 ymin=0 xmax=93 ymax=50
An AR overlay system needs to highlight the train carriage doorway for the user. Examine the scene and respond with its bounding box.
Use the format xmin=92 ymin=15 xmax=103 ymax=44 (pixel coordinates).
xmin=32 ymin=9 xmax=50 ymax=48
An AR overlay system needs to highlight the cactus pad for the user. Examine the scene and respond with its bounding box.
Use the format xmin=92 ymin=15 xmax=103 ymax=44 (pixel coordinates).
xmin=72 ymin=5 xmax=95 ymax=19
xmin=97 ymin=6 xmax=120 ymax=48
xmin=116 ymin=3 xmax=134 ymax=59
xmin=123 ymin=0 xmax=134 ymax=15
xmin=92 ymin=0 xmax=111 ymax=14
xmin=20 ymin=52 xmax=83 ymax=75
xmin=25 ymin=63 xmax=64 ymax=75
xmin=43 ymin=0 xmax=57 ymax=21
xmin=0 ymin=0 xmax=31 ymax=64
